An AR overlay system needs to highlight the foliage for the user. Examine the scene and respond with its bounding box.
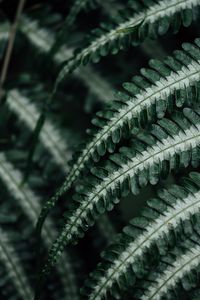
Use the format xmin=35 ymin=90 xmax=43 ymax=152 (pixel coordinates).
xmin=0 ymin=1 xmax=200 ymax=300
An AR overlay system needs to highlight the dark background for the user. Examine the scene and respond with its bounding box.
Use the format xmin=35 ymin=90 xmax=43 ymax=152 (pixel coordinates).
xmin=0 ymin=1 xmax=200 ymax=299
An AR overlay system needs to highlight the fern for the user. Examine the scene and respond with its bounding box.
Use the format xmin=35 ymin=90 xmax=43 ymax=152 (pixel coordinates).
xmin=0 ymin=229 xmax=34 ymax=300
xmin=37 ymin=38 xmax=200 ymax=237
xmin=55 ymin=0 xmax=200 ymax=88
xmin=7 ymin=87 xmax=115 ymax=249
xmin=17 ymin=14 xmax=114 ymax=181
xmin=61 ymin=0 xmax=124 ymax=32
xmin=51 ymin=0 xmax=123 ymax=52
xmin=6 ymin=89 xmax=72 ymax=171
xmin=40 ymin=108 xmax=200 ymax=278
xmin=2 ymin=2 xmax=200 ymax=300
xmin=82 ymin=171 xmax=200 ymax=299
xmin=139 ymin=238 xmax=200 ymax=299
xmin=0 ymin=153 xmax=79 ymax=300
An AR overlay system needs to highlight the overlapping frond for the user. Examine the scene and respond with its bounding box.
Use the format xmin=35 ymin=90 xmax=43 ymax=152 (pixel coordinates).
xmin=82 ymin=171 xmax=200 ymax=300
xmin=140 ymin=238 xmax=200 ymax=299
xmin=40 ymin=108 xmax=200 ymax=278
xmin=2 ymin=1 xmax=200 ymax=300
xmin=52 ymin=0 xmax=123 ymax=52
xmin=55 ymin=0 xmax=200 ymax=88
xmin=37 ymin=38 xmax=200 ymax=236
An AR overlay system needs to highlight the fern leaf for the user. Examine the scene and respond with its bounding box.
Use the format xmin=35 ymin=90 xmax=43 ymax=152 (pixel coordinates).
xmin=0 ymin=153 xmax=79 ymax=300
xmin=51 ymin=0 xmax=120 ymax=53
xmin=0 ymin=230 xmax=34 ymax=300
xmin=7 ymin=86 xmax=116 ymax=246
xmin=55 ymin=0 xmax=200 ymax=87
xmin=52 ymin=0 xmax=123 ymax=53
xmin=37 ymin=39 xmax=200 ymax=235
xmin=82 ymin=171 xmax=200 ymax=300
xmin=6 ymin=90 xmax=72 ymax=171
xmin=41 ymin=108 xmax=200 ymax=277
xmin=141 ymin=239 xmax=200 ymax=299
xmin=18 ymin=16 xmax=114 ymax=182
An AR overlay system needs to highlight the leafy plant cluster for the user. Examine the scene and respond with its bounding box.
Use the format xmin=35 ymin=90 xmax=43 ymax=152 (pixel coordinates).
xmin=1 ymin=0 xmax=200 ymax=299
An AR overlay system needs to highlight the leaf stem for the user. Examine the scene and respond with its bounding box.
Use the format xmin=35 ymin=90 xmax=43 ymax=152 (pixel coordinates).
xmin=0 ymin=0 xmax=26 ymax=102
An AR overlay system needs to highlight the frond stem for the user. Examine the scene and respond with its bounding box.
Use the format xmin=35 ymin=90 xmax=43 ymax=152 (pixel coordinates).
xmin=0 ymin=0 xmax=26 ymax=102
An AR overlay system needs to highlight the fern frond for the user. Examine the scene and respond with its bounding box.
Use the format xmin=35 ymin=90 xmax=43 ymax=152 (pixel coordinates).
xmin=6 ymin=90 xmax=72 ymax=171
xmin=41 ymin=108 xmax=200 ymax=277
xmin=82 ymin=171 xmax=200 ymax=300
xmin=0 ymin=230 xmax=33 ymax=300
xmin=55 ymin=0 xmax=200 ymax=87
xmin=52 ymin=0 xmax=122 ymax=53
xmin=7 ymin=86 xmax=115 ymax=247
xmin=37 ymin=39 xmax=200 ymax=235
xmin=0 ymin=153 xmax=79 ymax=300
xmin=141 ymin=239 xmax=200 ymax=300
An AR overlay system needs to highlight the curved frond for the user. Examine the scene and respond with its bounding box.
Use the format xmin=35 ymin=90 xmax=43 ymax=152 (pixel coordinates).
xmin=141 ymin=239 xmax=200 ymax=300
xmin=37 ymin=39 xmax=200 ymax=235
xmin=2 ymin=2 xmax=200 ymax=300
xmin=52 ymin=0 xmax=123 ymax=52
xmin=82 ymin=171 xmax=200 ymax=300
xmin=41 ymin=108 xmax=200 ymax=277
xmin=55 ymin=0 xmax=200 ymax=87
xmin=7 ymin=86 xmax=115 ymax=247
